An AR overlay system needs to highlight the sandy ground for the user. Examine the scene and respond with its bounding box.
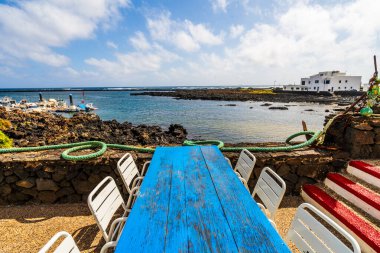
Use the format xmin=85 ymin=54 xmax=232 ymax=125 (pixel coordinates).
xmin=0 ymin=196 xmax=302 ymax=253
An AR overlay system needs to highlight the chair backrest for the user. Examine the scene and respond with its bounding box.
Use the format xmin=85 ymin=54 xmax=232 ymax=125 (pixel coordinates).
xmin=88 ymin=176 xmax=126 ymax=242
xmin=234 ymin=149 xmax=256 ymax=182
xmin=38 ymin=231 xmax=80 ymax=253
xmin=251 ymin=167 xmax=286 ymax=218
xmin=286 ymin=203 xmax=361 ymax=253
xmin=117 ymin=153 xmax=141 ymax=193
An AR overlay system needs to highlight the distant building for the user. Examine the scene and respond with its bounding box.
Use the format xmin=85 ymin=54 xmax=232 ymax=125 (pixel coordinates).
xmin=283 ymin=71 xmax=362 ymax=92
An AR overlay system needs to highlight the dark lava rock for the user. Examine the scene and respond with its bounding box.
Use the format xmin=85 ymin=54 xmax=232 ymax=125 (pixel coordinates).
xmin=261 ymin=103 xmax=272 ymax=106
xmin=268 ymin=107 xmax=288 ymax=110
xmin=0 ymin=108 xmax=187 ymax=147
xmin=325 ymin=109 xmax=330 ymax=112
xmin=304 ymin=109 xmax=314 ymax=111
xmin=131 ymin=89 xmax=350 ymax=104
xmin=225 ymin=104 xmax=237 ymax=106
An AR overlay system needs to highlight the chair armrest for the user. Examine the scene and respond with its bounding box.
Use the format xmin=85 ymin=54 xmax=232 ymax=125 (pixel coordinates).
xmin=238 ymin=177 xmax=249 ymax=191
xmin=126 ymin=187 xmax=140 ymax=209
xmin=100 ymin=241 xmax=117 ymax=253
xmin=108 ymin=217 xmax=128 ymax=242
xmin=38 ymin=231 xmax=72 ymax=253
xmin=131 ymin=176 xmax=144 ymax=191
xmin=225 ymin=157 xmax=232 ymax=168
xmin=269 ymin=219 xmax=277 ymax=230
xmin=256 ymin=202 xmax=266 ymax=213
xmin=141 ymin=161 xmax=150 ymax=176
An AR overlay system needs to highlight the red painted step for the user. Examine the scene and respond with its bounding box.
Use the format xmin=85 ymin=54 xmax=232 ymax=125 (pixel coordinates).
xmin=302 ymin=184 xmax=380 ymax=253
xmin=326 ymin=173 xmax=380 ymax=210
xmin=349 ymin=161 xmax=380 ymax=179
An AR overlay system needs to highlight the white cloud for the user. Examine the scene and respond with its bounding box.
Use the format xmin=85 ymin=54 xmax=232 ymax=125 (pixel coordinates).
xmin=211 ymin=0 xmax=229 ymax=12
xmin=229 ymin=25 xmax=245 ymax=38
xmin=130 ymin=32 xmax=151 ymax=51
xmin=0 ymin=0 xmax=129 ymax=67
xmin=147 ymin=12 xmax=223 ymax=52
xmin=107 ymin=41 xmax=118 ymax=49
xmin=182 ymin=0 xmax=380 ymax=86
xmin=126 ymin=0 xmax=380 ymax=86
xmin=85 ymin=44 xmax=180 ymax=78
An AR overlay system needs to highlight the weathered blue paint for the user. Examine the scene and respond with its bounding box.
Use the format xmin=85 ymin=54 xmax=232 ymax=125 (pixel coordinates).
xmin=115 ymin=146 xmax=291 ymax=253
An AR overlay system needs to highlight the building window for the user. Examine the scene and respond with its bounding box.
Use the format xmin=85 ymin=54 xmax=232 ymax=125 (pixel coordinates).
xmin=308 ymin=81 xmax=311 ymax=84
xmin=328 ymin=89 xmax=330 ymax=92
xmin=339 ymin=80 xmax=341 ymax=83
xmin=291 ymin=88 xmax=294 ymax=90
xmin=345 ymin=80 xmax=348 ymax=83
xmin=301 ymin=81 xmax=305 ymax=85
xmin=315 ymin=80 xmax=319 ymax=84
xmin=296 ymin=87 xmax=300 ymax=90
xmin=350 ymin=87 xmax=353 ymax=89
xmin=314 ymin=87 xmax=316 ymax=90
xmin=320 ymin=73 xmax=323 ymax=76
xmin=325 ymin=80 xmax=330 ymax=84
xmin=345 ymin=87 xmax=347 ymax=89
xmin=338 ymin=87 xmax=341 ymax=89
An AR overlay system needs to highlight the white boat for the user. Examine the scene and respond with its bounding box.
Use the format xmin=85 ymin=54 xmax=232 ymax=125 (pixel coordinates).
xmin=85 ymin=103 xmax=98 ymax=111
xmin=0 ymin=97 xmax=17 ymax=107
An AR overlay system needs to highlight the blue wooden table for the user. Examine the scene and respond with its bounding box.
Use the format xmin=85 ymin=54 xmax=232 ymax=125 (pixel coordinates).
xmin=115 ymin=146 xmax=290 ymax=253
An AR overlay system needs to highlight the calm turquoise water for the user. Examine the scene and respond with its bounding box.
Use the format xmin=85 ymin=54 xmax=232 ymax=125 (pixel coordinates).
xmin=0 ymin=90 xmax=332 ymax=143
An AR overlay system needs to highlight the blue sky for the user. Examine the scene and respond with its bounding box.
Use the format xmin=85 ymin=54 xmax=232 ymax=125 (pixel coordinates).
xmin=0 ymin=0 xmax=379 ymax=87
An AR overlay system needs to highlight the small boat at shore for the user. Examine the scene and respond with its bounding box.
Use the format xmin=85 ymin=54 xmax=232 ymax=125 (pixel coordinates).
xmin=77 ymin=102 xmax=98 ymax=112
xmin=0 ymin=94 xmax=98 ymax=114
xmin=0 ymin=96 xmax=17 ymax=108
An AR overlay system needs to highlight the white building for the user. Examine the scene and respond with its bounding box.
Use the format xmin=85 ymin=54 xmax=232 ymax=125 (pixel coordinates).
xmin=283 ymin=71 xmax=362 ymax=92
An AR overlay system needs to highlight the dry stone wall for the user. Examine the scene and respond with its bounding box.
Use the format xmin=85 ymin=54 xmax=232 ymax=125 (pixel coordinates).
xmin=324 ymin=114 xmax=380 ymax=158
xmin=0 ymin=147 xmax=345 ymax=204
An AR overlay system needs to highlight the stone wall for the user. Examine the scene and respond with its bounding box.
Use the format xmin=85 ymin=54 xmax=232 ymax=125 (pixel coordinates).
xmin=0 ymin=148 xmax=345 ymax=205
xmin=225 ymin=149 xmax=345 ymax=195
xmin=0 ymin=150 xmax=151 ymax=205
xmin=324 ymin=114 xmax=380 ymax=158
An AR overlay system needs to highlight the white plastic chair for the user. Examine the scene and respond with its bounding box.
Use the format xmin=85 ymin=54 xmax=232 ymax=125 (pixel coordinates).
xmin=117 ymin=153 xmax=150 ymax=194
xmin=286 ymin=203 xmax=361 ymax=253
xmin=100 ymin=241 xmax=117 ymax=253
xmin=251 ymin=167 xmax=286 ymax=220
xmin=225 ymin=149 xmax=256 ymax=189
xmin=88 ymin=176 xmax=136 ymax=243
xmin=38 ymin=231 xmax=80 ymax=253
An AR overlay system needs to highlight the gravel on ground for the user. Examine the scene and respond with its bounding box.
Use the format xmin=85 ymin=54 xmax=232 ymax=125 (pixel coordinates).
xmin=0 ymin=196 xmax=303 ymax=253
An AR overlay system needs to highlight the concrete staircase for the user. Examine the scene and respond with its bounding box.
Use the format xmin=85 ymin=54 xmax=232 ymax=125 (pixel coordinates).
xmin=301 ymin=160 xmax=380 ymax=253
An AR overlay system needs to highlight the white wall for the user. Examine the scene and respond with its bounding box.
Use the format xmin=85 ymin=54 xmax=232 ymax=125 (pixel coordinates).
xmin=328 ymin=76 xmax=361 ymax=92
xmin=302 ymin=72 xmax=361 ymax=92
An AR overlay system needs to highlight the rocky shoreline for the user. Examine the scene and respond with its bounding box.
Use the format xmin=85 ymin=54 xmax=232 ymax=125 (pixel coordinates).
xmin=131 ymin=88 xmax=363 ymax=104
xmin=0 ymin=107 xmax=187 ymax=147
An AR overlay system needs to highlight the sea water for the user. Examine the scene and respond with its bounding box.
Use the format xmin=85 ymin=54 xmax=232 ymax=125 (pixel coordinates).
xmin=0 ymin=89 xmax=333 ymax=143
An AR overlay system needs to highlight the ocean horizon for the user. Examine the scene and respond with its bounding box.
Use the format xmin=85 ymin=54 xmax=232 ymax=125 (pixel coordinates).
xmin=0 ymin=88 xmax=332 ymax=143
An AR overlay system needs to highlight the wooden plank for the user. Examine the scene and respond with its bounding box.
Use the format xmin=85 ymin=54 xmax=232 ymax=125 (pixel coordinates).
xmin=164 ymin=148 xmax=188 ymax=252
xmin=201 ymin=146 xmax=290 ymax=253
xmin=115 ymin=147 xmax=173 ymax=253
xmin=183 ymin=146 xmax=238 ymax=253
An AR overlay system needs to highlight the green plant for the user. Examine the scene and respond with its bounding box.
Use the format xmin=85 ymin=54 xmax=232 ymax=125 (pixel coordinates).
xmin=0 ymin=130 xmax=12 ymax=148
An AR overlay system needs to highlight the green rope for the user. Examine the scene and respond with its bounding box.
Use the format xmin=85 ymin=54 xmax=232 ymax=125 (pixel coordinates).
xmin=0 ymin=141 xmax=156 ymax=161
xmin=0 ymin=131 xmax=321 ymax=160
xmin=184 ymin=131 xmax=321 ymax=152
